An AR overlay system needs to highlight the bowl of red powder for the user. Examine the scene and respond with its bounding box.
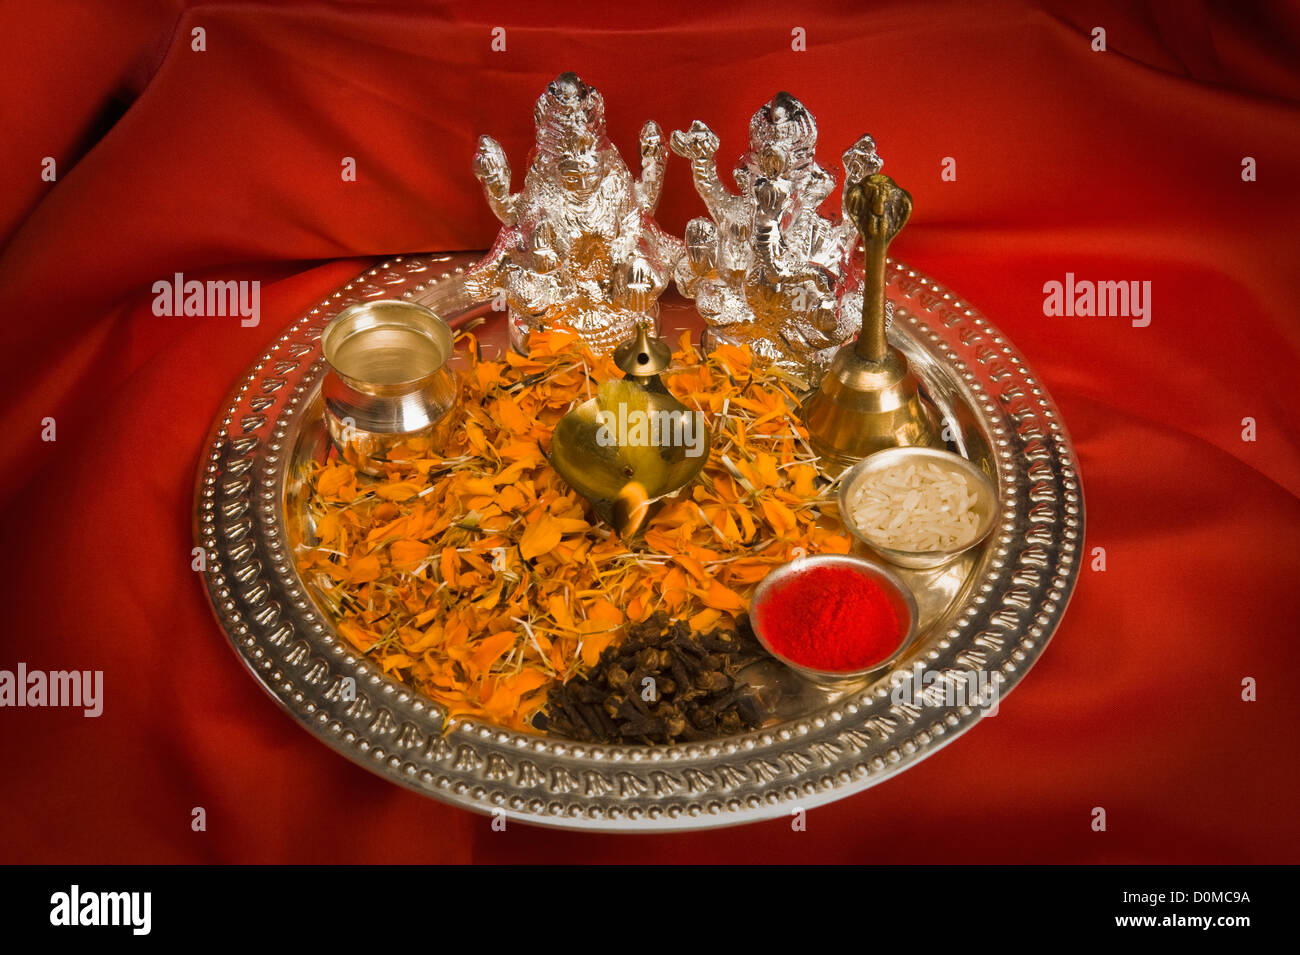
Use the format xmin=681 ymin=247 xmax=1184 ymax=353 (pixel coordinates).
xmin=750 ymin=554 xmax=918 ymax=683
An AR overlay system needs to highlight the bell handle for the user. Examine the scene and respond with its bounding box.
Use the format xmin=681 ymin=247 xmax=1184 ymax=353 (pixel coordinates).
xmin=845 ymin=174 xmax=912 ymax=363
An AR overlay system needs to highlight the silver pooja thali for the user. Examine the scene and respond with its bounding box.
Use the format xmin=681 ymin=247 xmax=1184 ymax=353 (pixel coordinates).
xmin=194 ymin=250 xmax=1084 ymax=831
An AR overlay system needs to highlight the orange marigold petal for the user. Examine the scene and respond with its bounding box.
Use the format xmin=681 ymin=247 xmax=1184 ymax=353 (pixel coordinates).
xmin=519 ymin=516 xmax=563 ymax=560
xmin=346 ymin=553 xmax=382 ymax=584
xmin=389 ymin=539 xmax=430 ymax=568
xmin=698 ymin=578 xmax=746 ymax=613
xmin=375 ymin=481 xmax=423 ymax=502
xmin=470 ymin=630 xmax=517 ymax=675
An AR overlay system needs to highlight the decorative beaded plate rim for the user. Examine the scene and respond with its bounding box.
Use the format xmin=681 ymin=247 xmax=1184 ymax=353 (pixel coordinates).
xmin=194 ymin=250 xmax=1084 ymax=832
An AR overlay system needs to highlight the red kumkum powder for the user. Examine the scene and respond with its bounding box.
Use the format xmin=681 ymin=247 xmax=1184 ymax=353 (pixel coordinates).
xmin=756 ymin=564 xmax=903 ymax=672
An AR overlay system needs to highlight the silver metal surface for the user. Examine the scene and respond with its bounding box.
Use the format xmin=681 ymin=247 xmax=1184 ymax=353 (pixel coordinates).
xmin=837 ymin=446 xmax=1000 ymax=569
xmin=671 ymin=92 xmax=882 ymax=385
xmin=749 ymin=553 xmax=919 ymax=684
xmin=195 ymin=250 xmax=1084 ymax=831
xmin=464 ymin=72 xmax=683 ymax=355
xmin=320 ymin=299 xmax=456 ymax=475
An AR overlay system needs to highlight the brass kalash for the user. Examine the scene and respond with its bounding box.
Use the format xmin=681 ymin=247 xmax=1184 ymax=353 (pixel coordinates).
xmin=801 ymin=172 xmax=943 ymax=474
xmin=549 ymin=324 xmax=710 ymax=538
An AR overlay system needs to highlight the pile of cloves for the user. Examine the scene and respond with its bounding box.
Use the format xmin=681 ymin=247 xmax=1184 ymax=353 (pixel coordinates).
xmin=540 ymin=613 xmax=768 ymax=745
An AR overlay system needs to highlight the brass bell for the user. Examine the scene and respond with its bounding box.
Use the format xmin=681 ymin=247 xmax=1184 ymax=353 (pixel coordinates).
xmin=801 ymin=173 xmax=941 ymax=475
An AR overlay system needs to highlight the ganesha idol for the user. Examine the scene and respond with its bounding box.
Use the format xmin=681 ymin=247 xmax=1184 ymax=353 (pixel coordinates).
xmin=671 ymin=92 xmax=884 ymax=386
xmin=464 ymin=73 xmax=684 ymax=355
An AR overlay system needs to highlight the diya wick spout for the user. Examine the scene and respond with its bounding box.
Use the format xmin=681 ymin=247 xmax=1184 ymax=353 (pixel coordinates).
xmin=801 ymin=173 xmax=941 ymax=476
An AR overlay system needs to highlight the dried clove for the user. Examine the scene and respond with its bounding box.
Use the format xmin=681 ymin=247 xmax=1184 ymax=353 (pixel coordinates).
xmin=544 ymin=612 xmax=768 ymax=745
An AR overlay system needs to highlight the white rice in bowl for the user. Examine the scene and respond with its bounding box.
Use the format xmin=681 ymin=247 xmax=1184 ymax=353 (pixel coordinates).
xmin=847 ymin=460 xmax=983 ymax=553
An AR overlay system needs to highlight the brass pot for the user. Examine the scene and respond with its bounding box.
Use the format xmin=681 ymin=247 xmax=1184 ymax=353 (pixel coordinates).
xmin=320 ymin=300 xmax=456 ymax=474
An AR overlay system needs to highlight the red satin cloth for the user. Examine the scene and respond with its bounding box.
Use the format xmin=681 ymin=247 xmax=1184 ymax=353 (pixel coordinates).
xmin=1 ymin=0 xmax=1297 ymax=863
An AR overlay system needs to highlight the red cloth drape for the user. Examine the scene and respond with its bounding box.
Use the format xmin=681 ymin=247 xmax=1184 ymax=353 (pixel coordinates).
xmin=1 ymin=0 xmax=1297 ymax=863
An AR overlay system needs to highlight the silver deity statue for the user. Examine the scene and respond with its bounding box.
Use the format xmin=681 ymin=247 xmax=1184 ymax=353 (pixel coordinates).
xmin=670 ymin=92 xmax=883 ymax=385
xmin=464 ymin=72 xmax=684 ymax=355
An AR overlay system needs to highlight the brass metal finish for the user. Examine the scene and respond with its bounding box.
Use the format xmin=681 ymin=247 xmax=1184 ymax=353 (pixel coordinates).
xmin=803 ymin=347 xmax=940 ymax=474
xmin=850 ymin=173 xmax=911 ymax=362
xmin=613 ymin=321 xmax=672 ymax=386
xmin=550 ymin=325 xmax=708 ymax=537
xmin=320 ymin=300 xmax=457 ymax=475
xmin=801 ymin=174 xmax=941 ymax=474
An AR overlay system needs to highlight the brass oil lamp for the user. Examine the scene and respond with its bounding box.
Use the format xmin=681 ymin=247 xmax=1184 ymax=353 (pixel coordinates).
xmin=549 ymin=324 xmax=710 ymax=537
xmin=801 ymin=173 xmax=941 ymax=475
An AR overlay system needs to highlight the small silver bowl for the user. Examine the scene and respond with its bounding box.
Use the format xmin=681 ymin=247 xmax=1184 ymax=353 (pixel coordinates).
xmin=750 ymin=554 xmax=919 ymax=685
xmin=320 ymin=300 xmax=457 ymax=475
xmin=837 ymin=446 xmax=999 ymax=570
